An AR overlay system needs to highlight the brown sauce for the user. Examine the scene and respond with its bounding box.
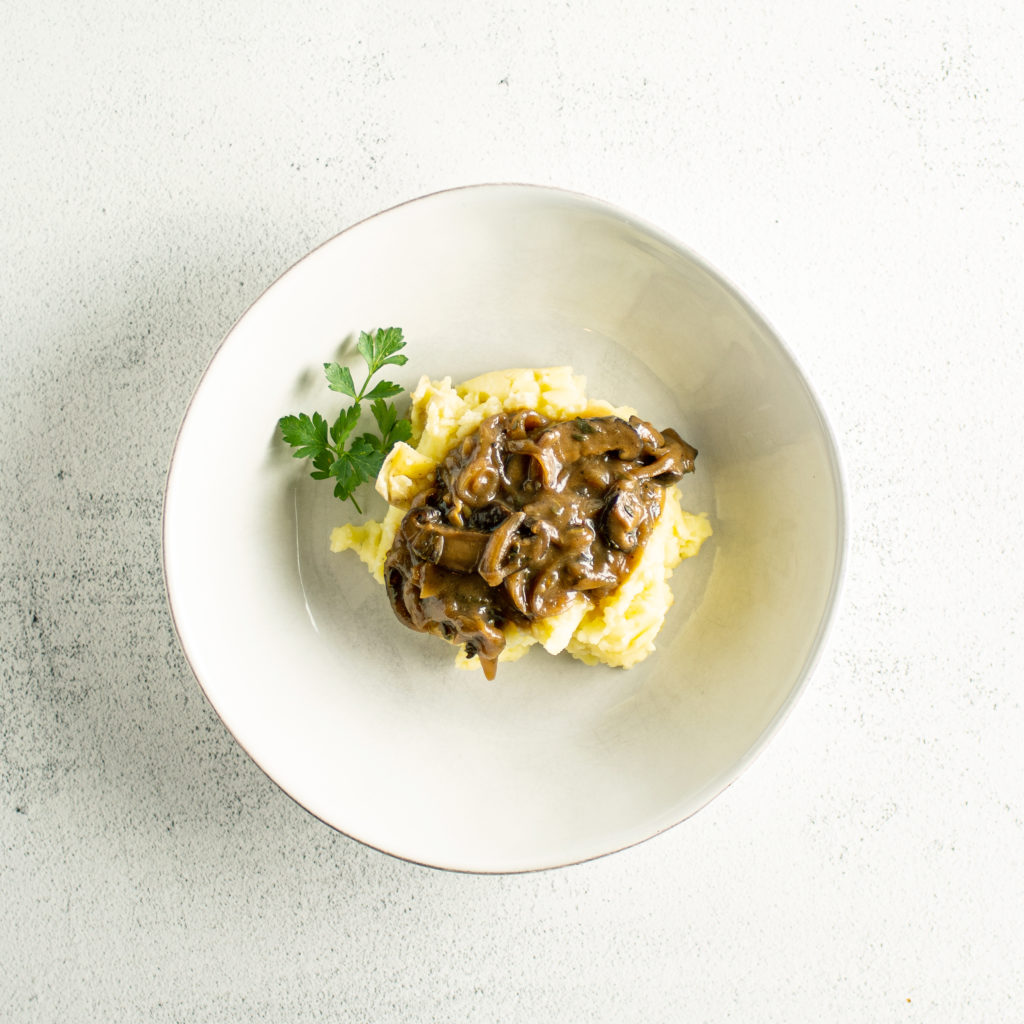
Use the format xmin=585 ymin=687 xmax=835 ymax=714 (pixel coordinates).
xmin=383 ymin=411 xmax=697 ymax=679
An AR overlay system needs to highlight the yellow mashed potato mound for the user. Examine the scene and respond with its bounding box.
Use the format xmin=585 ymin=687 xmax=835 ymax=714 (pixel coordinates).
xmin=330 ymin=367 xmax=711 ymax=672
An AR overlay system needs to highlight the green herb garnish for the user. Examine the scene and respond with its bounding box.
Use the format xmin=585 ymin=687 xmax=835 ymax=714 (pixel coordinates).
xmin=278 ymin=327 xmax=413 ymax=513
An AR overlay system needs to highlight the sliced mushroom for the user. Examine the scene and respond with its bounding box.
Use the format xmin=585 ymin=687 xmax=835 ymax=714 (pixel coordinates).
xmin=478 ymin=511 xmax=526 ymax=587
xmin=600 ymin=479 xmax=648 ymax=553
xmin=401 ymin=508 xmax=490 ymax=573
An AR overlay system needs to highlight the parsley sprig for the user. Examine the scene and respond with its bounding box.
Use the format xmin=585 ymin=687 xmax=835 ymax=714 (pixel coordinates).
xmin=278 ymin=327 xmax=413 ymax=513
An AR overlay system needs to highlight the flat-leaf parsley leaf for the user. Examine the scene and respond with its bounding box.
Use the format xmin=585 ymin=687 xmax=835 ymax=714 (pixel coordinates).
xmin=278 ymin=327 xmax=413 ymax=514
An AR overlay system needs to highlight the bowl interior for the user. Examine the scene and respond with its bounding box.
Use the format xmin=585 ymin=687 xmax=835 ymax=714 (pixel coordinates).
xmin=163 ymin=185 xmax=844 ymax=872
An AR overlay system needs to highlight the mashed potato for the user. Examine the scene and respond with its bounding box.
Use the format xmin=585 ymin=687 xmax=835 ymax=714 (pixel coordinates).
xmin=331 ymin=367 xmax=711 ymax=672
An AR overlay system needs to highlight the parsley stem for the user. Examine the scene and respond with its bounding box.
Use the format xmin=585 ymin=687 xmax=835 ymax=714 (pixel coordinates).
xmin=355 ymin=368 xmax=374 ymax=403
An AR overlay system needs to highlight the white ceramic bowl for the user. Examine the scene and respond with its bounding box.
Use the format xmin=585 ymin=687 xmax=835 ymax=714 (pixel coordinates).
xmin=163 ymin=184 xmax=845 ymax=873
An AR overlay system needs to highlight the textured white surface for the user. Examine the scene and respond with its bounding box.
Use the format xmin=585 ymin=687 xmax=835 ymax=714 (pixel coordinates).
xmin=2 ymin=0 xmax=1022 ymax=1020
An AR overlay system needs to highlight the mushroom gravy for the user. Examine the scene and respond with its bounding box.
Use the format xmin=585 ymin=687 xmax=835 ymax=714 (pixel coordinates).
xmin=383 ymin=410 xmax=697 ymax=679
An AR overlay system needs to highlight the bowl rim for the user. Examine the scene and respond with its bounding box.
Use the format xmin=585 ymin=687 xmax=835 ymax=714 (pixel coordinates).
xmin=161 ymin=181 xmax=848 ymax=874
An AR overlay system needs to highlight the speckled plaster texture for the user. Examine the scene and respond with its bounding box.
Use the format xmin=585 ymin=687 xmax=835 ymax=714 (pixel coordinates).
xmin=2 ymin=1 xmax=1023 ymax=1020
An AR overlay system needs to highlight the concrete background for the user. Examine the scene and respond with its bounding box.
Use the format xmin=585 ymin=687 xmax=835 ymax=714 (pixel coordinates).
xmin=2 ymin=1 xmax=1022 ymax=1020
